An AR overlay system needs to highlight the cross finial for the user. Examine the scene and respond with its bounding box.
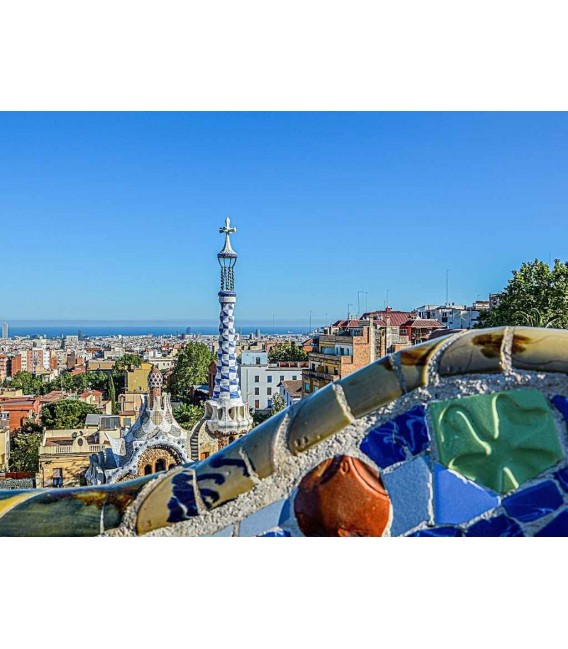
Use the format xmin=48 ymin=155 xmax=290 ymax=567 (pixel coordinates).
xmin=219 ymin=216 xmax=237 ymax=235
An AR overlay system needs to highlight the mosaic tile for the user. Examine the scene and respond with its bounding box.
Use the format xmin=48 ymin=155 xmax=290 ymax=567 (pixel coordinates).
xmin=241 ymin=410 xmax=287 ymax=479
xmin=259 ymin=529 xmax=292 ymax=537
xmin=438 ymin=328 xmax=505 ymax=376
xmin=553 ymin=466 xmax=568 ymax=493
xmin=429 ymin=388 xmax=563 ymax=494
xmin=398 ymin=338 xmax=446 ymax=393
xmin=535 ymin=511 xmax=568 ymax=536
xmin=360 ymin=406 xmax=429 ymax=469
xmin=294 ymin=456 xmax=391 ymax=537
xmin=194 ymin=440 xmax=256 ymax=510
xmin=239 ymin=500 xmax=287 ymax=537
xmin=551 ymin=395 xmax=568 ymax=424
xmin=410 ymin=526 xmax=463 ymax=537
xmin=137 ymin=466 xmax=197 ymax=535
xmin=287 ymin=383 xmax=355 ymax=455
xmin=502 ymin=480 xmax=563 ymax=522
xmin=466 ymin=514 xmax=524 ymax=537
xmin=433 ymin=463 xmax=499 ymax=525
xmin=341 ymin=356 xmax=402 ymax=418
xmin=512 ymin=327 xmax=568 ymax=373
xmin=213 ymin=525 xmax=234 ymax=537
xmin=382 ymin=456 xmax=432 ymax=536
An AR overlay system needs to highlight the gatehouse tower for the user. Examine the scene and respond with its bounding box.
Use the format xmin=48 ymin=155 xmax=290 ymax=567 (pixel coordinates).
xmin=204 ymin=217 xmax=253 ymax=447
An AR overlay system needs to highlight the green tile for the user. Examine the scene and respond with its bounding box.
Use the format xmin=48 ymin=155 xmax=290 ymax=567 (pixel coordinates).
xmin=429 ymin=388 xmax=563 ymax=494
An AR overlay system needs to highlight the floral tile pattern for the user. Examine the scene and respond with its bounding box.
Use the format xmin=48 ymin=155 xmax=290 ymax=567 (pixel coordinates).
xmin=429 ymin=388 xmax=563 ymax=494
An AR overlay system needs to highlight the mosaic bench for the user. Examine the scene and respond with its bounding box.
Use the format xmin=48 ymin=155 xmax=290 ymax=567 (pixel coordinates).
xmin=1 ymin=325 xmax=568 ymax=537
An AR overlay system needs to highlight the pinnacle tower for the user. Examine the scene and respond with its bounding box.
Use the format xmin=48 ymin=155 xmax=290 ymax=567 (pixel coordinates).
xmin=204 ymin=217 xmax=253 ymax=446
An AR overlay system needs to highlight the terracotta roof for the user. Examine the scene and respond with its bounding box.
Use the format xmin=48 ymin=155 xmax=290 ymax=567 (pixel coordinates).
xmin=279 ymin=380 xmax=303 ymax=396
xmin=402 ymin=318 xmax=445 ymax=328
xmin=362 ymin=310 xmax=414 ymax=326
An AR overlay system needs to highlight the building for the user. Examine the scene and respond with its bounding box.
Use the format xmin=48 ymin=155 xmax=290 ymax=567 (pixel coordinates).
xmin=303 ymin=321 xmax=378 ymax=396
xmin=10 ymin=348 xmax=57 ymax=375
xmin=415 ymin=302 xmax=489 ymax=330
xmin=1 ymin=323 xmax=8 ymax=340
xmin=0 ymin=397 xmax=41 ymax=431
xmin=38 ymin=426 xmax=113 ymax=488
xmin=86 ymin=365 xmax=191 ymax=484
xmin=0 ymin=354 xmax=10 ymax=381
xmin=239 ymin=351 xmax=306 ymax=412
xmin=279 ymin=379 xmax=303 ymax=408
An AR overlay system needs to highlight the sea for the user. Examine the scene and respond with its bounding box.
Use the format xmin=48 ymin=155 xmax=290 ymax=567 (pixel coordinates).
xmin=3 ymin=322 xmax=312 ymax=338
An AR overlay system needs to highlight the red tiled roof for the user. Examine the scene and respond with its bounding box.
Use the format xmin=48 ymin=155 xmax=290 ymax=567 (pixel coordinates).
xmin=362 ymin=310 xmax=415 ymax=326
xmin=402 ymin=318 xmax=445 ymax=328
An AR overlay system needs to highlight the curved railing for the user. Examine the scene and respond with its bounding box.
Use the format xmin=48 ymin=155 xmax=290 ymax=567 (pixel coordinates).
xmin=1 ymin=326 xmax=567 ymax=536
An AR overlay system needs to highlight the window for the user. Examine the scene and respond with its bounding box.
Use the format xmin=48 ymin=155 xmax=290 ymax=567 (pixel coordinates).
xmin=280 ymin=375 xmax=284 ymax=381
xmin=255 ymin=357 xmax=261 ymax=364
xmin=267 ymin=399 xmax=273 ymax=408
xmin=254 ymin=375 xmax=259 ymax=383
xmin=255 ymin=399 xmax=260 ymax=408
xmin=199 ymin=452 xmax=210 ymax=460
xmin=267 ymin=375 xmax=272 ymax=383
xmin=267 ymin=387 xmax=272 ymax=396
xmin=304 ymin=382 xmax=310 ymax=393
xmin=254 ymin=387 xmax=259 ymax=395
xmin=52 ymin=468 xmax=63 ymax=488
xmin=155 ymin=458 xmax=166 ymax=472
xmin=292 ymin=375 xmax=297 ymax=380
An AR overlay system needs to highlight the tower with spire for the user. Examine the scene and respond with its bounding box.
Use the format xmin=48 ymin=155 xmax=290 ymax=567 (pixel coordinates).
xmin=203 ymin=217 xmax=253 ymax=446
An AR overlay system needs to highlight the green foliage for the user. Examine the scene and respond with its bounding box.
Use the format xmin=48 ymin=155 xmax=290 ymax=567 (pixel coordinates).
xmin=114 ymin=354 xmax=143 ymax=371
xmin=6 ymin=369 xmax=111 ymax=397
xmin=169 ymin=342 xmax=214 ymax=399
xmin=173 ymin=403 xmax=204 ymax=429
xmin=476 ymin=259 xmax=568 ymax=329
xmin=9 ymin=425 xmax=43 ymax=473
xmin=268 ymin=344 xmax=307 ymax=362
xmin=40 ymin=400 xmax=100 ymax=430
xmin=270 ymin=393 xmax=286 ymax=416
xmin=252 ymin=410 xmax=270 ymax=427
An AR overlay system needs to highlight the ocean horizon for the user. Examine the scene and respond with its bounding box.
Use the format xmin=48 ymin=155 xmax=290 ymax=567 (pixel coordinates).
xmin=2 ymin=321 xmax=314 ymax=338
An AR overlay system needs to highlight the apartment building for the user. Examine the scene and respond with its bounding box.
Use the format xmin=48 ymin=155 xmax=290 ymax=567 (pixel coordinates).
xmin=239 ymin=351 xmax=306 ymax=413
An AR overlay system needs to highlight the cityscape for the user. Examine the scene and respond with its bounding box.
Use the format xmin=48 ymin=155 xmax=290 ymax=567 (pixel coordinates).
xmin=0 ymin=112 xmax=567 ymax=541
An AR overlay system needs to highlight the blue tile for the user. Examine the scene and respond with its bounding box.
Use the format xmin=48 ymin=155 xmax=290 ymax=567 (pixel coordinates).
xmin=360 ymin=406 xmax=429 ymax=469
xmin=410 ymin=526 xmax=463 ymax=537
xmin=551 ymin=395 xmax=568 ymax=422
xmin=212 ymin=525 xmax=234 ymax=537
xmin=554 ymin=466 xmax=568 ymax=493
xmin=258 ymin=529 xmax=292 ymax=537
xmin=535 ymin=510 xmax=568 ymax=536
xmin=433 ymin=463 xmax=500 ymax=524
xmin=503 ymin=480 xmax=563 ymax=522
xmin=466 ymin=515 xmax=523 ymax=537
xmin=239 ymin=500 xmax=286 ymax=537
xmin=382 ymin=456 xmax=432 ymax=536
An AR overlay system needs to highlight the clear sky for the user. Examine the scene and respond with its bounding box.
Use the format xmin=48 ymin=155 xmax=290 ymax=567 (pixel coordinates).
xmin=1 ymin=112 xmax=566 ymax=326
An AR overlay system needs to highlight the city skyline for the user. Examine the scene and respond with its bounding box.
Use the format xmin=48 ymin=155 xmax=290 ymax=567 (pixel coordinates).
xmin=1 ymin=112 xmax=567 ymax=321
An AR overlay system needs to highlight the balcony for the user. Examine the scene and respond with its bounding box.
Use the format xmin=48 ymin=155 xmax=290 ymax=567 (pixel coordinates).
xmin=39 ymin=444 xmax=104 ymax=456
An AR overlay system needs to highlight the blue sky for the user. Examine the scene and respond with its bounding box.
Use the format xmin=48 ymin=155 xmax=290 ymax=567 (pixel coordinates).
xmin=1 ymin=112 xmax=566 ymax=326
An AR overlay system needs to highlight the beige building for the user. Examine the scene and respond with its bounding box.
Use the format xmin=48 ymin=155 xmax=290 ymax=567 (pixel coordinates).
xmin=37 ymin=421 xmax=121 ymax=488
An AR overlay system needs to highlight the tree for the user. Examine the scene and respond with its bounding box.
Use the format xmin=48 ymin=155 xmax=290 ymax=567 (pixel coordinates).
xmin=476 ymin=259 xmax=568 ymax=329
xmin=270 ymin=393 xmax=286 ymax=416
xmin=9 ymin=422 xmax=43 ymax=473
xmin=41 ymin=400 xmax=101 ymax=429
xmin=268 ymin=344 xmax=307 ymax=363
xmin=173 ymin=403 xmax=204 ymax=429
xmin=115 ymin=353 xmax=142 ymax=371
xmin=108 ymin=374 xmax=117 ymax=414
xmin=9 ymin=371 xmax=44 ymax=395
xmin=169 ymin=342 xmax=214 ymax=399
